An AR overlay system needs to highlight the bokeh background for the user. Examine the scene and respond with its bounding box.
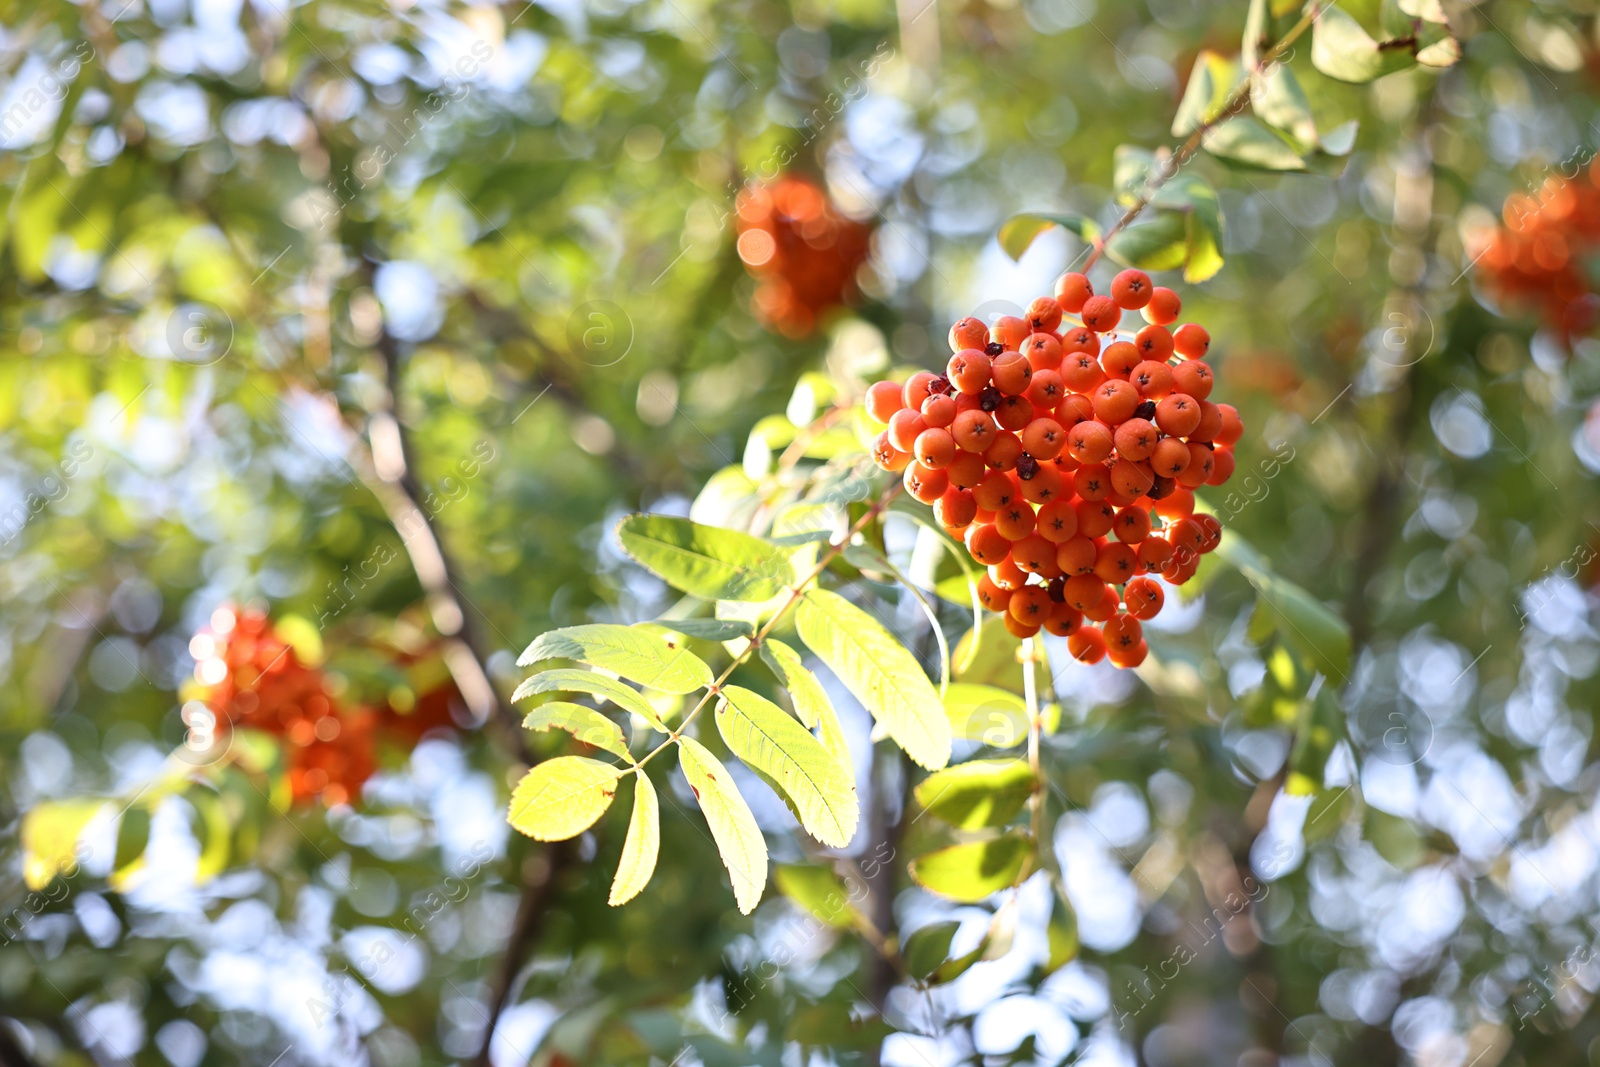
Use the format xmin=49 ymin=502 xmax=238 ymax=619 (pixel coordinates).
xmin=3 ymin=0 xmax=1600 ymax=1065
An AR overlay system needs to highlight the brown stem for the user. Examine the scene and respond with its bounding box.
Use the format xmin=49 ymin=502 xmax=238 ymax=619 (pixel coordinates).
xmin=0 ymin=1021 xmax=46 ymax=1067
xmin=1082 ymin=2 xmax=1328 ymax=272
xmin=469 ymin=841 xmax=572 ymax=1067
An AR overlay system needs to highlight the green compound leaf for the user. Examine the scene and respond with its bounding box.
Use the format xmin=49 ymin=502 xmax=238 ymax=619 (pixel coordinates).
xmin=648 ymin=617 xmax=756 ymax=642
xmin=761 ymin=639 xmax=852 ymax=776
xmin=617 ymin=514 xmax=793 ymax=602
xmin=909 ymin=832 xmax=1032 ymax=903
xmin=914 ymin=759 xmax=1036 ymax=829
xmin=715 ymin=685 xmax=859 ymax=848
xmin=512 ymin=667 xmax=668 ymax=732
xmin=678 ymin=736 xmax=768 ymax=915
xmin=522 ymin=701 xmax=631 ymax=760
xmin=609 ymin=770 xmax=661 ymax=906
xmin=796 ymin=588 xmax=951 ymax=770
xmin=1213 ymin=532 xmax=1351 ymax=680
xmin=517 ymin=624 xmax=713 ymax=695
xmin=903 ymin=920 xmax=961 ymax=980
xmin=508 ymin=756 xmax=620 ymax=841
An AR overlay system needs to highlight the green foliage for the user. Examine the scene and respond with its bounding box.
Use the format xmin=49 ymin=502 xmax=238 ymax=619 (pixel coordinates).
xmin=796 ymin=588 xmax=952 ymax=770
xmin=715 ymin=685 xmax=859 ymax=847
xmin=609 ymin=771 xmax=662 ymax=906
xmin=914 ymin=759 xmax=1036 ymax=829
xmin=617 ymin=514 xmax=795 ymax=602
xmin=523 ymin=701 xmax=633 ymax=760
xmin=508 ymin=756 xmax=622 ymax=842
xmin=677 ymin=736 xmax=769 ymax=915
xmin=908 ymin=833 xmax=1032 ymax=903
xmin=518 ymin=625 xmax=716 ymax=696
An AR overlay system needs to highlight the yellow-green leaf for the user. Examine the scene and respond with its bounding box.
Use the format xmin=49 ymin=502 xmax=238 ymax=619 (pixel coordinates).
xmin=909 ymin=833 xmax=1032 ymax=903
xmin=522 ymin=701 xmax=631 ymax=760
xmin=997 ymin=212 xmax=1101 ymax=262
xmin=517 ymin=624 xmax=712 ymax=695
xmin=943 ymin=683 xmax=1028 ymax=748
xmin=915 ymin=759 xmax=1036 ymax=829
xmin=761 ymin=639 xmax=852 ymax=775
xmin=678 ymin=736 xmax=768 ymax=914
xmin=609 ymin=770 xmax=660 ymax=906
xmin=774 ymin=864 xmax=854 ymax=928
xmin=512 ymin=668 xmax=668 ymax=731
xmin=617 ymin=514 xmax=794 ymax=601
xmin=507 ymin=756 xmax=620 ymax=841
xmin=796 ymin=589 xmax=951 ymax=770
xmin=20 ymin=799 xmax=105 ymax=890
xmin=716 ymin=685 xmax=859 ymax=847
xmin=1172 ymin=50 xmax=1242 ymax=137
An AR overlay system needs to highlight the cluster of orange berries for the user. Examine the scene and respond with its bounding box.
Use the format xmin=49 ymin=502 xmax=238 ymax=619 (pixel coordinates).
xmin=866 ymin=271 xmax=1240 ymax=668
xmin=191 ymin=607 xmax=459 ymax=806
xmin=1475 ymin=164 xmax=1600 ymax=340
xmin=736 ymin=176 xmax=873 ymax=339
xmin=191 ymin=607 xmax=377 ymax=806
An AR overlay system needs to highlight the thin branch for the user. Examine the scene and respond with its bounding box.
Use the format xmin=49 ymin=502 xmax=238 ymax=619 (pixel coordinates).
xmin=0 ymin=1021 xmax=47 ymax=1067
xmin=1082 ymin=1 xmax=1329 ymax=272
xmin=469 ymin=841 xmax=571 ymax=1067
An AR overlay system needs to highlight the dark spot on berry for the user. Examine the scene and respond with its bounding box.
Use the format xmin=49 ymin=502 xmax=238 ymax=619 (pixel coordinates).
xmin=930 ymin=374 xmax=953 ymax=396
xmin=1048 ymin=577 xmax=1066 ymax=603
xmin=1016 ymin=453 xmax=1039 ymax=481
xmin=1134 ymin=400 xmax=1157 ymax=420
xmin=985 ymin=342 xmax=1004 ymax=356
xmin=1149 ymin=476 xmax=1175 ymax=500
xmin=979 ymin=387 xmax=1002 ymax=412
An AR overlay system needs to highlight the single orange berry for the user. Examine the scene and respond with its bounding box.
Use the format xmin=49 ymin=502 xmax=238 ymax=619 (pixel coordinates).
xmin=1009 ymin=584 xmax=1053 ymax=625
xmin=1056 ymin=535 xmax=1097 ymax=575
xmin=1171 ymin=360 xmax=1213 ymax=401
xmin=1072 ymin=462 xmax=1111 ymax=501
xmin=1036 ymin=499 xmax=1079 ymax=542
xmin=947 ymin=349 xmax=993 ymax=394
xmin=1043 ymin=601 xmax=1083 ymax=637
xmin=1091 ymin=379 xmax=1140 ymax=425
xmin=1149 ymin=437 xmax=1191 ymax=478
xmin=965 ymin=523 xmax=1011 ymax=566
xmin=1189 ymin=399 xmax=1223 ymax=441
xmin=1175 ymin=444 xmax=1213 ymax=488
xmin=920 ymin=393 xmax=956 ymax=429
xmin=888 ymin=408 xmax=928 ymax=452
xmin=994 ymin=501 xmax=1036 ymax=541
xmin=984 ymin=432 xmax=1024 ymax=471
xmin=1208 ymin=447 xmax=1236 ymax=485
xmin=1101 ymin=341 xmax=1142 ymax=380
xmin=1216 ymin=403 xmax=1244 ymax=446
xmin=1067 ymin=626 xmax=1107 ymax=664
xmin=1103 ymin=613 xmax=1142 ymax=652
xmin=1010 ymin=534 xmax=1058 ymax=574
xmin=1075 ymin=497 xmax=1115 ymax=539
xmin=1124 ymin=576 xmax=1163 ymax=620
xmin=993 ymin=316 xmax=1030 ymax=350
xmin=1054 ymin=272 xmax=1094 ymax=314
xmin=1080 ymin=294 xmax=1121 ymax=333
xmin=1110 ymin=458 xmax=1154 ymax=498
xmin=994 ymin=395 xmax=1035 ymax=432
xmin=949 ymin=316 xmax=990 ymax=353
xmin=989 ymin=557 xmax=1028 ymax=590
xmin=1017 ymin=464 xmax=1065 ymax=506
xmin=1108 ymin=638 xmax=1148 ymax=669
xmin=872 ymin=431 xmax=911 ymax=472
xmin=1003 ymin=613 xmax=1042 ymax=639
xmin=972 ymin=470 xmax=1016 ymax=511
xmin=1110 ymin=269 xmax=1153 ymax=310
xmin=1094 ymin=542 xmax=1139 ymax=584
xmin=951 ymin=409 xmax=998 ymax=453
xmin=977 ymin=574 xmax=1012 ymax=613
xmin=1022 ymin=333 xmax=1064 ymax=372
xmin=1026 ymin=296 xmax=1064 ymax=334
xmin=1137 ymin=537 xmax=1173 ymax=574
xmin=904 ymin=461 xmax=948 ymax=503
xmin=1021 ymin=417 xmax=1067 ymax=461
xmin=1173 ymin=323 xmax=1210 ymax=360
xmin=1113 ymin=418 xmax=1158 ymax=462
xmin=1025 ymin=369 xmax=1066 ymax=410
xmin=990 ymin=351 xmax=1033 ymax=395
xmin=1142 ymin=287 xmax=1181 ymax=325
xmin=1134 ymin=324 xmax=1175 ymax=363
xmin=914 ymin=427 xmax=956 ymax=469
xmin=934 ymin=487 xmax=978 ymax=529
xmin=1154 ymin=393 xmax=1202 ymax=438
xmin=866 ymin=380 xmax=906 ymax=423
xmin=1113 ymin=506 xmax=1152 ymax=544
xmin=904 ymin=371 xmax=939 ymax=409
xmin=948 ymin=451 xmax=986 ymax=489
xmin=1130 ymin=360 xmax=1174 ymax=399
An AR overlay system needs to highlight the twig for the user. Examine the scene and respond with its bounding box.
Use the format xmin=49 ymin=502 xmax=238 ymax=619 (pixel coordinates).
xmin=469 ymin=841 xmax=572 ymax=1067
xmin=1082 ymin=2 xmax=1330 ymax=272
xmin=0 ymin=1021 xmax=46 ymax=1067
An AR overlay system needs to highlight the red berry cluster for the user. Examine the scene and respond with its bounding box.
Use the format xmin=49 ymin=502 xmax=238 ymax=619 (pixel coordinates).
xmin=1475 ymin=163 xmax=1600 ymax=340
xmin=735 ymin=176 xmax=873 ymax=339
xmin=192 ymin=607 xmax=378 ymax=806
xmin=865 ymin=271 xmax=1241 ymax=668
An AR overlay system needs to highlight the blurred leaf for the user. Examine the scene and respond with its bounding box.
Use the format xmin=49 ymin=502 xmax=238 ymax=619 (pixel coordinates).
xmin=518 ymin=624 xmax=713 ymax=695
xmin=609 ymin=770 xmax=660 ymax=906
xmin=110 ymin=805 xmax=151 ymax=891
xmin=1048 ymin=899 xmax=1080 ymax=969
xmin=508 ymin=756 xmax=620 ymax=841
xmin=909 ymin=832 xmax=1031 ymax=902
xmin=796 ymin=589 xmax=951 ymax=770
xmin=617 ymin=514 xmax=793 ymax=602
xmin=997 ymin=213 xmax=1101 ymax=261
xmin=902 ymin=920 xmax=960 ymax=980
xmin=523 ymin=701 xmax=631 ymax=760
xmin=512 ymin=668 xmax=668 ymax=732
xmin=1172 ymin=51 xmax=1243 ymax=137
xmin=20 ymin=799 xmax=103 ymax=890
xmin=1106 ymin=211 xmax=1189 ymax=273
xmin=952 ymin=617 xmax=1024 ymax=695
xmin=1214 ymin=533 xmax=1352 ymax=679
xmin=715 ymin=685 xmax=859 ymax=847
xmin=1311 ymin=3 xmax=1458 ymax=82
xmin=1113 ymin=144 xmax=1159 ymax=204
xmin=1242 ymin=0 xmax=1271 ymax=68
xmin=914 ymin=758 xmax=1035 ymax=828
xmin=942 ymin=683 xmax=1028 ymax=747
xmin=678 ymin=736 xmax=768 ymax=915
xmin=1204 ymin=116 xmax=1310 ymax=172
xmin=786 ymin=1003 xmax=894 ymax=1049
xmin=1303 ymin=784 xmax=1353 ymax=843
xmin=1251 ymin=64 xmax=1319 ymax=147
xmin=773 ymin=865 xmax=854 ymax=928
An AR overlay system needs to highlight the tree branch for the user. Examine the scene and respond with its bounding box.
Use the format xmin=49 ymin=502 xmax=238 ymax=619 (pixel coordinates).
xmin=1082 ymin=2 xmax=1328 ymax=272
